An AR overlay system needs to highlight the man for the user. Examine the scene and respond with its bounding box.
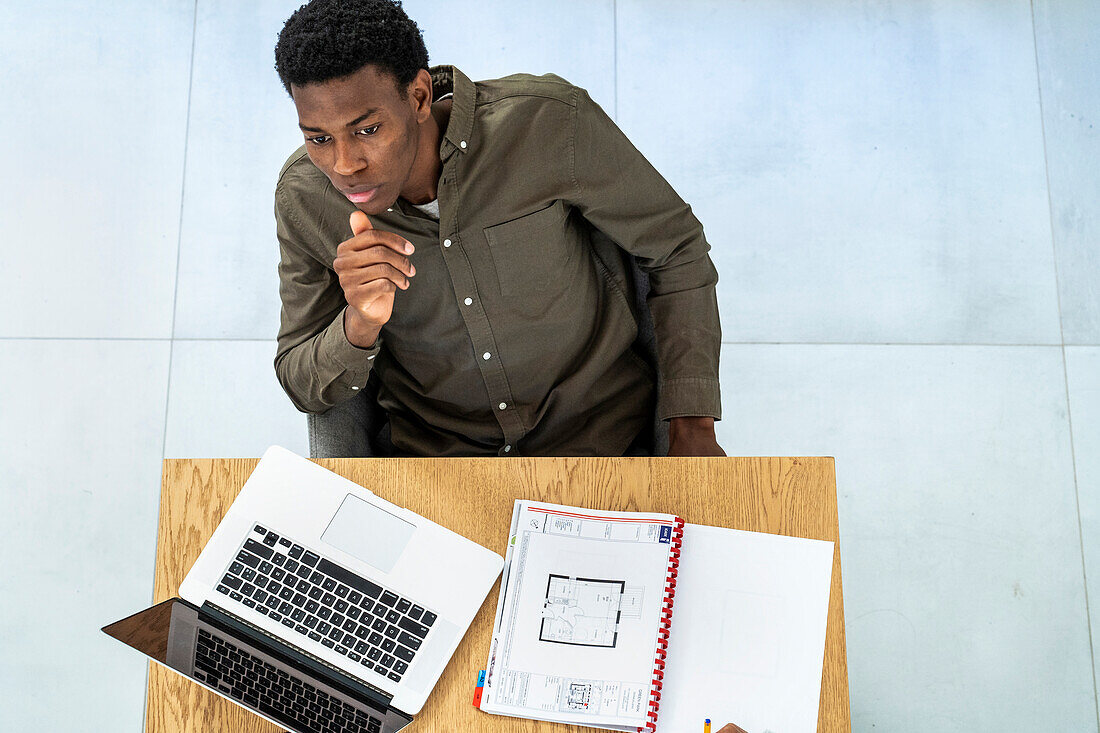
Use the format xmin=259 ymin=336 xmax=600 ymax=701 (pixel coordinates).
xmin=273 ymin=0 xmax=724 ymax=458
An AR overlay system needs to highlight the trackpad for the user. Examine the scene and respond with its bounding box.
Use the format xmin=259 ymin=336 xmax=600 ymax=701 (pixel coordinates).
xmin=322 ymin=494 xmax=415 ymax=574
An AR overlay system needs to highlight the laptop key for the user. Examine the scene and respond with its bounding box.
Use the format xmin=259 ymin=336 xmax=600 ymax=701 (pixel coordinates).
xmin=289 ymin=544 xmax=303 ymax=559
xmin=367 ymin=648 xmax=381 ymax=661
xmin=335 ymin=584 xmax=349 ymax=598
xmin=355 ymin=641 xmax=369 ymax=654
xmin=396 ymin=599 xmax=411 ymax=614
xmin=393 ymin=629 xmax=422 ymax=650
xmin=285 ymin=559 xmax=299 ymax=574
xmin=387 ymin=672 xmax=402 ymax=682
xmin=368 ymin=632 xmax=383 ymax=645
xmin=254 ymin=589 xmax=268 ymax=604
xmin=308 ymin=631 xmax=322 ymax=641
xmin=279 ymin=587 xmax=294 ymax=601
xmin=295 ymin=578 xmax=310 ymax=593
xmin=384 ymin=625 xmax=399 ymax=639
xmin=229 ymin=561 xmax=245 ymax=575
xmin=305 ymin=600 xmax=319 ymax=614
xmin=408 ymin=605 xmax=424 ymax=620
xmin=381 ymin=639 xmax=395 ymax=652
xmin=247 ymin=539 xmax=274 ymax=558
xmin=230 ymin=591 xmax=243 ymax=602
xmin=271 ymin=568 xmax=286 ymax=582
xmin=342 ymin=619 xmax=357 ymax=633
xmin=216 ymin=584 xmax=230 ymax=595
xmin=335 ymin=599 xmax=349 ymax=613
xmin=221 ymin=574 xmax=243 ymax=590
xmin=291 ymin=609 xmax=305 ymax=622
xmin=295 ymin=565 xmax=311 ymax=580
xmin=342 ymin=632 xmax=356 ymax=646
xmin=371 ymin=618 xmax=386 ymax=632
xmin=321 ymin=638 xmax=334 ymax=648
xmin=317 ymin=621 xmax=331 ymax=634
xmin=254 ymin=525 xmax=267 ymax=535
xmin=281 ymin=618 xmax=294 ymax=629
xmin=269 ymin=612 xmax=282 ymax=622
xmin=318 ymin=607 xmax=332 ymax=621
xmin=304 ymin=615 xmax=318 ymax=629
xmin=271 ymin=553 xmax=286 ymax=567
xmin=265 ymin=595 xmax=279 ymax=610
xmin=348 ymin=652 xmax=361 ymax=662
xmin=397 ymin=616 xmax=430 ymax=638
xmin=379 ymin=654 xmax=395 ymax=668
xmin=348 ymin=590 xmax=363 ymax=605
xmin=279 ymin=602 xmax=293 ymax=615
xmin=236 ymin=551 xmax=259 ymax=568
xmin=335 ymin=645 xmax=349 ymax=655
xmin=393 ymin=645 xmax=414 ymax=662
xmin=322 ymin=592 xmax=337 ymax=606
xmin=292 ymin=593 xmax=307 ymax=606
xmin=321 ymin=577 xmax=337 ymax=592
xmin=241 ymin=583 xmax=256 ymax=596
xmin=301 ymin=551 xmax=320 ymax=567
xmin=262 ymin=532 xmax=279 ymax=547
xmin=328 ymin=627 xmax=343 ymax=641
xmin=347 ymin=607 xmax=361 ymax=621
xmin=279 ymin=537 xmax=292 ymax=548
xmin=360 ymin=659 xmax=374 ymax=670
xmin=241 ymin=568 xmax=256 ymax=582
xmin=317 ymin=559 xmax=383 ymax=599
xmin=295 ymin=624 xmax=308 ymax=635
xmin=421 ymin=611 xmax=437 ymax=627
xmin=380 ymin=591 xmax=399 ymax=607
xmin=385 ymin=609 xmax=400 ymax=624
xmin=259 ymin=561 xmax=274 ymax=575
xmin=393 ymin=660 xmax=408 ymax=674
xmin=308 ymin=587 xmax=323 ymax=601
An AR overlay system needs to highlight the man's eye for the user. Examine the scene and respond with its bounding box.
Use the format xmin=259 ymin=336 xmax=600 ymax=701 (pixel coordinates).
xmin=307 ymin=135 xmax=330 ymax=145
xmin=357 ymin=125 xmax=380 ymax=136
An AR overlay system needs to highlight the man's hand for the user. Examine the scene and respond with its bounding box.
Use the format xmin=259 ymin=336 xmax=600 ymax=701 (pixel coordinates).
xmin=668 ymin=416 xmax=725 ymax=456
xmin=333 ymin=211 xmax=416 ymax=348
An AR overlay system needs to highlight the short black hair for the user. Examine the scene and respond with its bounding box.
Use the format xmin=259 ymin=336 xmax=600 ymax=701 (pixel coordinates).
xmin=274 ymin=0 xmax=430 ymax=99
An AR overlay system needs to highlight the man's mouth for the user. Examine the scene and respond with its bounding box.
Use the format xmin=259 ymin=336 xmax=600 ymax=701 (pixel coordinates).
xmin=343 ymin=186 xmax=380 ymax=203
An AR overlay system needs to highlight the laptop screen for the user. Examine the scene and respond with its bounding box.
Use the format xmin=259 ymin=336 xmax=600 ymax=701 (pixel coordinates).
xmin=103 ymin=598 xmax=411 ymax=733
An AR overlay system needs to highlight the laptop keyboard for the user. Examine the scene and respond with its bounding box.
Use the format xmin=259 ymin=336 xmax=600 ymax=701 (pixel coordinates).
xmin=215 ymin=523 xmax=438 ymax=685
xmin=193 ymin=627 xmax=382 ymax=733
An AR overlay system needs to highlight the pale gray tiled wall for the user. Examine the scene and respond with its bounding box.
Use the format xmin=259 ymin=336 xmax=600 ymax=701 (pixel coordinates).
xmin=1 ymin=1 xmax=1097 ymax=730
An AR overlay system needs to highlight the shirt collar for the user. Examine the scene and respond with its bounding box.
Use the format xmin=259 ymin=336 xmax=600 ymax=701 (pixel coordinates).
xmin=428 ymin=64 xmax=474 ymax=161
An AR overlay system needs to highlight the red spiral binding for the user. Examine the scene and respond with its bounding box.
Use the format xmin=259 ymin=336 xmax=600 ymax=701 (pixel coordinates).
xmin=637 ymin=516 xmax=685 ymax=732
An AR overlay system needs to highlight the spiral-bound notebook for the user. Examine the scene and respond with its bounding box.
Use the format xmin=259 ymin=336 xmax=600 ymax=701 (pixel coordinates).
xmin=474 ymin=501 xmax=835 ymax=733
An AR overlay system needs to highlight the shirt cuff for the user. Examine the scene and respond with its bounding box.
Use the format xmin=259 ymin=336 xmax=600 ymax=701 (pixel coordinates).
xmin=657 ymin=377 xmax=722 ymax=422
xmin=320 ymin=307 xmax=382 ymax=393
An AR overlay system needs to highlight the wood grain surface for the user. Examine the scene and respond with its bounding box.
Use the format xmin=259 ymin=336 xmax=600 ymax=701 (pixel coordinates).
xmin=147 ymin=456 xmax=850 ymax=732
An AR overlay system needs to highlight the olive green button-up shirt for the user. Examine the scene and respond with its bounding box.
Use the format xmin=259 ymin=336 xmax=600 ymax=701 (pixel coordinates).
xmin=274 ymin=64 xmax=721 ymax=457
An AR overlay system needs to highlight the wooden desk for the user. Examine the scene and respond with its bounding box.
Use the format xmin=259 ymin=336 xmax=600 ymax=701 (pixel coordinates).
xmin=148 ymin=457 xmax=850 ymax=732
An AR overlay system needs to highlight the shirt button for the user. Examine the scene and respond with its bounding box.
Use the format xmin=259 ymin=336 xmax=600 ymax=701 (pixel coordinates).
xmin=483 ymin=352 xmax=491 ymax=360
xmin=504 ymin=445 xmax=511 ymax=452
xmin=498 ymin=402 xmax=507 ymax=410
xmin=443 ymin=238 xmax=452 ymax=247
xmin=464 ymin=297 xmax=473 ymax=306
xmin=460 ymin=140 xmax=467 ymax=149
xmin=386 ymin=208 xmax=393 ymax=212
xmin=351 ymin=386 xmax=359 ymax=390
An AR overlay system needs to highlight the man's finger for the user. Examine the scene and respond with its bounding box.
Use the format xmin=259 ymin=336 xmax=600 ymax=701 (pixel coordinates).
xmin=349 ymin=210 xmax=373 ymax=236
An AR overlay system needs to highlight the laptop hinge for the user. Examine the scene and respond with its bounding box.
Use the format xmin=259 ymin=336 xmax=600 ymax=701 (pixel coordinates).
xmin=199 ymin=601 xmax=394 ymax=710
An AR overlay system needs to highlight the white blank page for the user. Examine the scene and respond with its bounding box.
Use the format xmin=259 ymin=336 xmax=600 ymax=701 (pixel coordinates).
xmin=656 ymin=524 xmax=835 ymax=733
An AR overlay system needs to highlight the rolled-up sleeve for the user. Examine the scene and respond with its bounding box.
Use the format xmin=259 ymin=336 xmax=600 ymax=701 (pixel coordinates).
xmin=274 ymin=178 xmax=381 ymax=414
xmin=569 ymin=87 xmax=722 ymax=421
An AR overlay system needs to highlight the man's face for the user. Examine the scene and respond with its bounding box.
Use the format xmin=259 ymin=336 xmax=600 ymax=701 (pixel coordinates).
xmin=291 ymin=64 xmax=422 ymax=214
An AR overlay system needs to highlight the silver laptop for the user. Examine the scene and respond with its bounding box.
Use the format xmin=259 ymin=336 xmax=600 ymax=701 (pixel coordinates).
xmin=103 ymin=445 xmax=504 ymax=731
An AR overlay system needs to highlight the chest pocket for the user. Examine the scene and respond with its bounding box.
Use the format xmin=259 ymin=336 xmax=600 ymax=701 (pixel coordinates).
xmin=483 ymin=199 xmax=574 ymax=297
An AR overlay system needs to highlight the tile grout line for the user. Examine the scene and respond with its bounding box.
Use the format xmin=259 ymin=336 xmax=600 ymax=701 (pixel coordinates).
xmin=143 ymin=0 xmax=199 ymax=728
xmin=1030 ymin=0 xmax=1099 ymax=728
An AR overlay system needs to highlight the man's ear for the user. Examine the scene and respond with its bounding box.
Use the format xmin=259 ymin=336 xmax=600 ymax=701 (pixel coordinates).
xmin=408 ymin=68 xmax=434 ymax=123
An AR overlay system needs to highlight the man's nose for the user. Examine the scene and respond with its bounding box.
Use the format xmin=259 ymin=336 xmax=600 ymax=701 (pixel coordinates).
xmin=332 ymin=141 xmax=366 ymax=177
